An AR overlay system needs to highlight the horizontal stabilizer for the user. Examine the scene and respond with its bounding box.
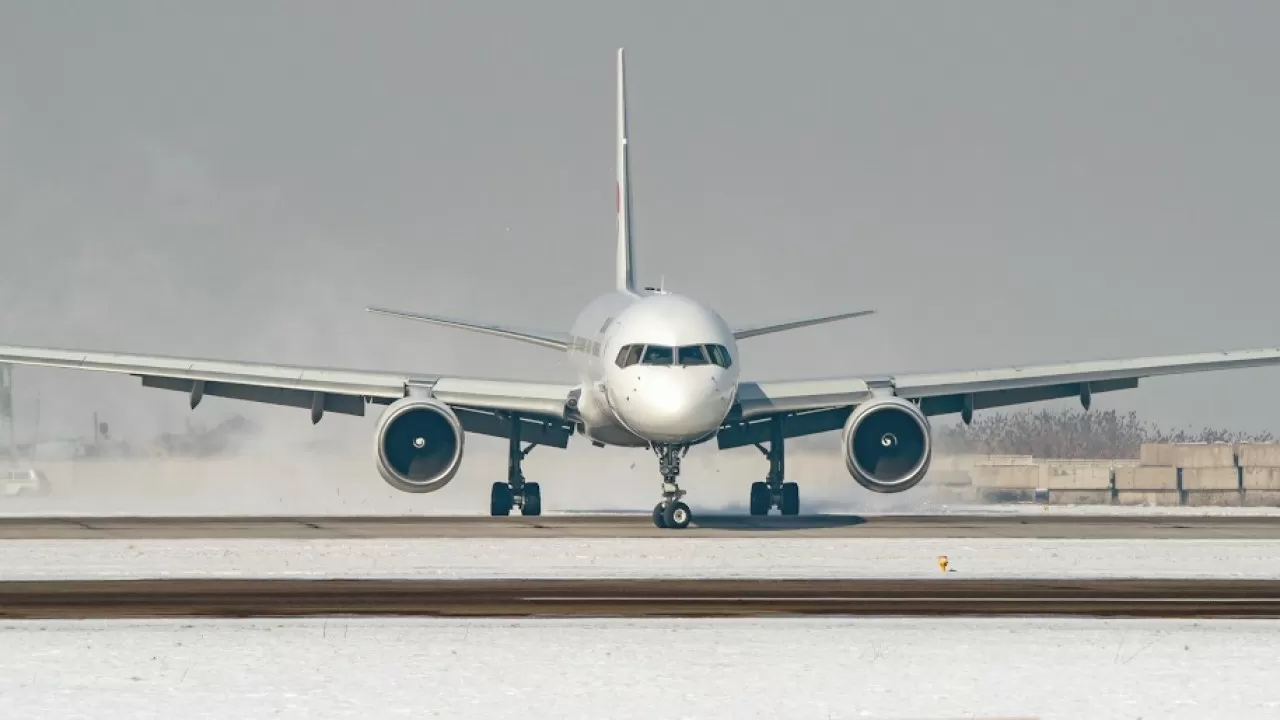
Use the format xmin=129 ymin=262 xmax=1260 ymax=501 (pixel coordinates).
xmin=365 ymin=306 xmax=571 ymax=351
xmin=732 ymin=309 xmax=876 ymax=340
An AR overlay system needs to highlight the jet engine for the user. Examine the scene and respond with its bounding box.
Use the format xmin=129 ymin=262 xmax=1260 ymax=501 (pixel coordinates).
xmin=841 ymin=396 xmax=931 ymax=493
xmin=373 ymin=397 xmax=465 ymax=493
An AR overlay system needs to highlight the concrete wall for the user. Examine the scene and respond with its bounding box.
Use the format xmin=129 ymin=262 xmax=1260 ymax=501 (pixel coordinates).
xmin=919 ymin=443 xmax=1280 ymax=507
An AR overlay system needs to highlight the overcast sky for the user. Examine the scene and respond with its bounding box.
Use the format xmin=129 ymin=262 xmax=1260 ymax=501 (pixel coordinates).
xmin=2 ymin=1 xmax=1279 ymax=445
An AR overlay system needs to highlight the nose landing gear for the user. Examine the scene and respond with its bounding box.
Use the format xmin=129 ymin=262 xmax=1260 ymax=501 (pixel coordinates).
xmin=652 ymin=443 xmax=692 ymax=529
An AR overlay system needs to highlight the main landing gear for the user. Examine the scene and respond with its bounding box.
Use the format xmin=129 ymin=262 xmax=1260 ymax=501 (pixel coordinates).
xmin=749 ymin=416 xmax=799 ymax=517
xmin=651 ymin=444 xmax=692 ymax=529
xmin=490 ymin=413 xmax=542 ymax=517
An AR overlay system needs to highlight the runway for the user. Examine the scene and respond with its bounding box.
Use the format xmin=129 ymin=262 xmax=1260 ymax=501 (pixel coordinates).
xmin=5 ymin=513 xmax=1280 ymax=538
xmin=1 ymin=578 xmax=1278 ymax=619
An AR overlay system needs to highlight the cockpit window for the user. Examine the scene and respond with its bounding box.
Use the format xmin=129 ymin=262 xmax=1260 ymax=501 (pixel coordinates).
xmin=615 ymin=344 xmax=643 ymax=368
xmin=615 ymin=343 xmax=733 ymax=369
xmin=677 ymin=345 xmax=709 ymax=365
xmin=705 ymin=344 xmax=732 ymax=369
xmin=641 ymin=345 xmax=674 ymax=366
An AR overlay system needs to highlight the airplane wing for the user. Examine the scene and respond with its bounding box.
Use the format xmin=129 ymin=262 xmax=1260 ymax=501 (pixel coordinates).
xmin=731 ymin=309 xmax=876 ymax=340
xmin=365 ymin=306 xmax=570 ymax=351
xmin=722 ymin=347 xmax=1280 ymax=446
xmin=0 ymin=344 xmax=577 ymax=441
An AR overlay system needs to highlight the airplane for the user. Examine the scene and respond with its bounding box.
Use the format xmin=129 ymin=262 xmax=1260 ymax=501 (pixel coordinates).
xmin=5 ymin=48 xmax=1280 ymax=530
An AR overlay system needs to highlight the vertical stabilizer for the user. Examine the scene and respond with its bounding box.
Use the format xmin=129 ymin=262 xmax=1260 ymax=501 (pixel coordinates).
xmin=615 ymin=48 xmax=637 ymax=293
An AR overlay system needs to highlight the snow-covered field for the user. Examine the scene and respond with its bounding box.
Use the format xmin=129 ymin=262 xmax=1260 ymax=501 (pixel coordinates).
xmin=5 ymin=508 xmax=1278 ymax=718
xmin=0 ymin=616 xmax=1274 ymax=719
xmin=2 ymin=537 xmax=1280 ymax=580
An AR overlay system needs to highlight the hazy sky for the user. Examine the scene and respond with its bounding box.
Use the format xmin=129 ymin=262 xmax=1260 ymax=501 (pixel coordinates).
xmin=2 ymin=1 xmax=1279 ymax=445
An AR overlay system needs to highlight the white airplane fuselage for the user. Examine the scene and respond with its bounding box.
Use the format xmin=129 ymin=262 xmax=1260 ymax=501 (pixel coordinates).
xmin=566 ymin=289 xmax=740 ymax=448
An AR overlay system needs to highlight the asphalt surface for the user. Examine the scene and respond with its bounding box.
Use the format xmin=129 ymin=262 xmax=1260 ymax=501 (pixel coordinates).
xmin=1 ymin=578 xmax=1278 ymax=619
xmin=2 ymin=513 xmax=1280 ymax=538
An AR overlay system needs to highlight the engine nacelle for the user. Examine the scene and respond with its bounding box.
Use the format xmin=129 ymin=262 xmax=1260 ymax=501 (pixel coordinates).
xmin=841 ymin=396 xmax=932 ymax=493
xmin=374 ymin=397 xmax=465 ymax=494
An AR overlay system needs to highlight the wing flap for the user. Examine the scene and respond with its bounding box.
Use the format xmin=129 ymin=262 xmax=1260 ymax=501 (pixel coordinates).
xmin=142 ymin=376 xmax=370 ymax=416
xmin=916 ymin=377 xmax=1139 ymax=417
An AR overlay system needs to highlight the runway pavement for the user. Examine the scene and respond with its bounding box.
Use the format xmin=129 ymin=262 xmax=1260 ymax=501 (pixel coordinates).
xmin=1 ymin=578 xmax=1278 ymax=619
xmin=3 ymin=513 xmax=1280 ymax=539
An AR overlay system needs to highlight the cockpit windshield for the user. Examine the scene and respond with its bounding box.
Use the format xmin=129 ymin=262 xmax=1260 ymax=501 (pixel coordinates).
xmin=641 ymin=345 xmax=673 ymax=366
xmin=677 ymin=345 xmax=709 ymax=365
xmin=616 ymin=343 xmax=733 ymax=369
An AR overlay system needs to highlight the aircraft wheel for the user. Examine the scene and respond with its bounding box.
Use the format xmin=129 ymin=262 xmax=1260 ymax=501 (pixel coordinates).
xmin=663 ymin=501 xmax=692 ymax=530
xmin=522 ymin=482 xmax=542 ymax=516
xmin=780 ymin=482 xmax=800 ymax=516
xmin=652 ymin=503 xmax=668 ymax=528
xmin=749 ymin=482 xmax=770 ymax=516
xmin=490 ymin=482 xmax=513 ymax=516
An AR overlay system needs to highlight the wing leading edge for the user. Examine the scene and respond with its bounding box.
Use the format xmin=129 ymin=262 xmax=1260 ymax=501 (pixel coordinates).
xmin=723 ymin=347 xmax=1280 ymax=446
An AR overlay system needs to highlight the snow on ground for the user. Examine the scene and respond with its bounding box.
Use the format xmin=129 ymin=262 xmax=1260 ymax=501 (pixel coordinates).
xmin=3 ymin=537 xmax=1280 ymax=580
xmin=901 ymin=503 xmax=1280 ymax=516
xmin=0 ymin=616 xmax=1274 ymax=719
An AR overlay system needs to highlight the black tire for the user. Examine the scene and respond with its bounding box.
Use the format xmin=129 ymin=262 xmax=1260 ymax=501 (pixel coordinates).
xmin=490 ymin=482 xmax=513 ymax=516
xmin=663 ymin=501 xmax=692 ymax=530
xmin=652 ymin=503 xmax=668 ymax=528
xmin=780 ymin=482 xmax=800 ymax=516
xmin=522 ymin=482 xmax=542 ymax=516
xmin=749 ymin=481 xmax=770 ymax=516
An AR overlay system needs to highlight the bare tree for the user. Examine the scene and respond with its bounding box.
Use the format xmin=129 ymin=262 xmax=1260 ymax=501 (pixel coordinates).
xmin=934 ymin=408 xmax=1275 ymax=459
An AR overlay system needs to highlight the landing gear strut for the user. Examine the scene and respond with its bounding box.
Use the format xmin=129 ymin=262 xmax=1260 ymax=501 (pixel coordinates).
xmin=749 ymin=415 xmax=799 ymax=516
xmin=651 ymin=444 xmax=692 ymax=529
xmin=490 ymin=412 xmax=542 ymax=516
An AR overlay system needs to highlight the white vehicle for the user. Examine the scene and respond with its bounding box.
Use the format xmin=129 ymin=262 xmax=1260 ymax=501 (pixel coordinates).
xmin=4 ymin=50 xmax=1280 ymax=529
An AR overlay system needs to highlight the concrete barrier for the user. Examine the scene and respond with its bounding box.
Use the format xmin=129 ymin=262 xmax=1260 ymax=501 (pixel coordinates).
xmin=1244 ymin=490 xmax=1280 ymax=507
xmin=1114 ymin=466 xmax=1178 ymax=491
xmin=1184 ymin=490 xmax=1244 ymax=507
xmin=1236 ymin=444 xmax=1280 ymax=468
xmin=1140 ymin=443 xmax=1237 ymax=468
xmin=971 ymin=465 xmax=1041 ymax=489
xmin=1042 ymin=461 xmax=1115 ymax=491
xmin=1048 ymin=490 xmax=1112 ymax=505
xmin=1243 ymin=468 xmax=1280 ymax=491
xmin=1114 ymin=491 xmax=1180 ymax=506
xmin=1181 ymin=467 xmax=1241 ymax=491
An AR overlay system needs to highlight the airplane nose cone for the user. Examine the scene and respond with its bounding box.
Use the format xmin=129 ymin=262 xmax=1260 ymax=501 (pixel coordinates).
xmin=613 ymin=369 xmax=732 ymax=442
